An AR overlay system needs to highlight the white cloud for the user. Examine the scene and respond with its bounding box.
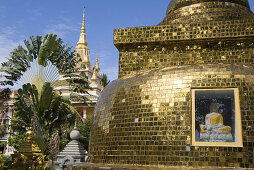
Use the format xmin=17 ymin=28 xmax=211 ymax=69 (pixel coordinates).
xmin=0 ymin=27 xmax=20 ymax=62
xmin=44 ymin=23 xmax=79 ymax=38
xmin=0 ymin=36 xmax=18 ymax=62
xmin=1 ymin=26 xmax=16 ymax=36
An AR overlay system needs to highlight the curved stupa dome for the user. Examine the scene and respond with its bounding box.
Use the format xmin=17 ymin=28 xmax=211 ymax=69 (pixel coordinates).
xmin=160 ymin=0 xmax=254 ymax=25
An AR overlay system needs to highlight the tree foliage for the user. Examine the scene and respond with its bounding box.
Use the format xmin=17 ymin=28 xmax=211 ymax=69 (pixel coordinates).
xmin=100 ymin=73 xmax=110 ymax=88
xmin=0 ymin=89 xmax=11 ymax=100
xmin=0 ymin=34 xmax=91 ymax=160
xmin=8 ymin=134 xmax=25 ymax=150
xmin=0 ymin=34 xmax=77 ymax=88
xmin=0 ymin=33 xmax=82 ymax=110
xmin=10 ymin=83 xmax=79 ymax=157
xmin=77 ymin=116 xmax=92 ymax=151
xmin=0 ymin=154 xmax=9 ymax=170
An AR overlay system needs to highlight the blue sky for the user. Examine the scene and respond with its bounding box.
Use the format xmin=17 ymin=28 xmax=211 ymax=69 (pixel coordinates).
xmin=0 ymin=0 xmax=254 ymax=81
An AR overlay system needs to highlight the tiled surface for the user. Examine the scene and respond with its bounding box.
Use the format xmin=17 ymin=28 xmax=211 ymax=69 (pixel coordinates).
xmin=161 ymin=1 xmax=253 ymax=24
xmin=114 ymin=1 xmax=254 ymax=79
xmin=68 ymin=162 xmax=252 ymax=170
xmin=115 ymin=38 xmax=254 ymax=79
xmin=88 ymin=0 xmax=254 ymax=169
xmin=90 ymin=64 xmax=254 ymax=168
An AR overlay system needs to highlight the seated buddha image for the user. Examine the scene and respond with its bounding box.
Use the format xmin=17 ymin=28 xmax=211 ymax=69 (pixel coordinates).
xmin=199 ymin=103 xmax=233 ymax=142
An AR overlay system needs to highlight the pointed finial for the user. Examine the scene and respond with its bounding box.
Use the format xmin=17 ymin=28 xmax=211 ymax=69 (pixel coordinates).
xmin=94 ymin=55 xmax=100 ymax=73
xmin=81 ymin=7 xmax=86 ymax=34
xmin=77 ymin=7 xmax=88 ymax=46
xmin=74 ymin=121 xmax=77 ymax=130
xmin=91 ymin=70 xmax=98 ymax=84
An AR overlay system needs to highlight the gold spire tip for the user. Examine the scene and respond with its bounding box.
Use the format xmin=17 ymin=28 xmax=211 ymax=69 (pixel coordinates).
xmin=81 ymin=7 xmax=85 ymax=33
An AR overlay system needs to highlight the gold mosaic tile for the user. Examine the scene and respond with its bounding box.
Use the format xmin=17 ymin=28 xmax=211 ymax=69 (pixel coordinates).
xmin=115 ymin=39 xmax=254 ymax=79
xmin=161 ymin=1 xmax=253 ymax=25
xmin=87 ymin=0 xmax=254 ymax=169
xmin=90 ymin=64 xmax=254 ymax=168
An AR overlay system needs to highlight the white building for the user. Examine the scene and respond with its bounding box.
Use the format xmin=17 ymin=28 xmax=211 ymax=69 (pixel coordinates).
xmin=0 ymin=90 xmax=15 ymax=156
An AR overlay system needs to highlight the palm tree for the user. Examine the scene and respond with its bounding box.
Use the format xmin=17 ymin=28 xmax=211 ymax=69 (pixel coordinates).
xmin=0 ymin=34 xmax=90 ymax=159
xmin=100 ymin=73 xmax=110 ymax=88
xmin=0 ymin=34 xmax=77 ymax=87
xmin=10 ymin=83 xmax=80 ymax=156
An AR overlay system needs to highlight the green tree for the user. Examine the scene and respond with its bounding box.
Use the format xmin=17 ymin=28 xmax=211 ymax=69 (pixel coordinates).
xmin=0 ymin=34 xmax=77 ymax=87
xmin=8 ymin=134 xmax=25 ymax=150
xmin=10 ymin=83 xmax=80 ymax=156
xmin=100 ymin=73 xmax=110 ymax=88
xmin=0 ymin=154 xmax=10 ymax=170
xmin=77 ymin=116 xmax=92 ymax=151
xmin=0 ymin=33 xmax=89 ymax=101
xmin=0 ymin=34 xmax=90 ymax=160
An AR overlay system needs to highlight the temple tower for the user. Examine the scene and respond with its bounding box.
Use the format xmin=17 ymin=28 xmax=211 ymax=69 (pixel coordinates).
xmin=53 ymin=8 xmax=102 ymax=119
xmin=87 ymin=0 xmax=254 ymax=169
xmin=75 ymin=7 xmax=92 ymax=76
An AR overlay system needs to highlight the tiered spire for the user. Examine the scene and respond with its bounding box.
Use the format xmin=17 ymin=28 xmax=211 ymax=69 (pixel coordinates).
xmin=94 ymin=56 xmax=100 ymax=73
xmin=77 ymin=7 xmax=87 ymax=45
xmin=76 ymin=7 xmax=91 ymax=70
xmin=81 ymin=7 xmax=86 ymax=34
xmin=91 ymin=56 xmax=100 ymax=87
xmin=53 ymin=7 xmax=102 ymax=107
xmin=75 ymin=8 xmax=102 ymax=91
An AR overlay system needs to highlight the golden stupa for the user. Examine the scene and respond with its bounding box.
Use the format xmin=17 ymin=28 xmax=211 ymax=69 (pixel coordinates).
xmin=10 ymin=127 xmax=46 ymax=169
xmin=83 ymin=0 xmax=254 ymax=169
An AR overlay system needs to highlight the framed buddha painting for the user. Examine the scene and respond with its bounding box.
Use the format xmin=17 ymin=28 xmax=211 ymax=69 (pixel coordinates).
xmin=191 ymin=88 xmax=243 ymax=147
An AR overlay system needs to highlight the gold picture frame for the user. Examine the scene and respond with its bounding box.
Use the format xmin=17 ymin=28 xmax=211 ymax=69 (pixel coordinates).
xmin=191 ymin=88 xmax=243 ymax=147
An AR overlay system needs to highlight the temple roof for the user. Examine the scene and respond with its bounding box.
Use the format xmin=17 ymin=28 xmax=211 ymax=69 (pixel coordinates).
xmin=160 ymin=0 xmax=254 ymax=25
xmin=53 ymin=8 xmax=102 ymax=101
